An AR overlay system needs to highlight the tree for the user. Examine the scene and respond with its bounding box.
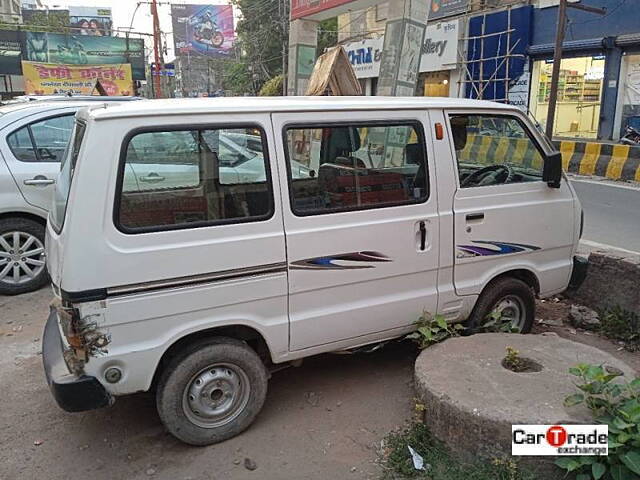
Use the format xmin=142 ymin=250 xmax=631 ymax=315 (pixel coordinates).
xmin=222 ymin=59 xmax=253 ymax=96
xmin=317 ymin=18 xmax=337 ymax=57
xmin=258 ymin=74 xmax=283 ymax=96
xmin=20 ymin=9 xmax=70 ymax=33
xmin=232 ymin=0 xmax=288 ymax=90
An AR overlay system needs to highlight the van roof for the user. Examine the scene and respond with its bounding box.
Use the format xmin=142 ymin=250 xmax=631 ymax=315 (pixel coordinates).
xmin=82 ymin=96 xmax=518 ymax=121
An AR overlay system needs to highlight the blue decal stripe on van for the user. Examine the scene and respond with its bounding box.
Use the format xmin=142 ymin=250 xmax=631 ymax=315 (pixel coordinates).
xmin=457 ymin=241 xmax=540 ymax=257
xmin=291 ymin=251 xmax=391 ymax=270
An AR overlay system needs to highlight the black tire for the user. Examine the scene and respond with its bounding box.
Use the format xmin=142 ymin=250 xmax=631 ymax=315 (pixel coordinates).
xmin=156 ymin=337 xmax=268 ymax=446
xmin=465 ymin=276 xmax=535 ymax=334
xmin=0 ymin=217 xmax=49 ymax=295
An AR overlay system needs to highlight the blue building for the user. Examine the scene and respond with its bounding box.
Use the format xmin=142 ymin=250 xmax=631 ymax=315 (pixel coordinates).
xmin=464 ymin=0 xmax=640 ymax=141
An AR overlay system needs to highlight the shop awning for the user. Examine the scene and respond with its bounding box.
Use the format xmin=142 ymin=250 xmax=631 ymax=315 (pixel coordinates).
xmin=527 ymin=38 xmax=604 ymax=56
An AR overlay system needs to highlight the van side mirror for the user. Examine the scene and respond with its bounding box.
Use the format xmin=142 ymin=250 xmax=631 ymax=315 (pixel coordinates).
xmin=543 ymin=151 xmax=562 ymax=188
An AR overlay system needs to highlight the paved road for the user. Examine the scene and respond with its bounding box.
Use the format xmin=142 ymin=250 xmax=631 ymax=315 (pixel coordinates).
xmin=571 ymin=178 xmax=640 ymax=253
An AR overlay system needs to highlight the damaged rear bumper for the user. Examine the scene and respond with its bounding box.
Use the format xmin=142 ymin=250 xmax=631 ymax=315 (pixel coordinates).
xmin=42 ymin=307 xmax=113 ymax=412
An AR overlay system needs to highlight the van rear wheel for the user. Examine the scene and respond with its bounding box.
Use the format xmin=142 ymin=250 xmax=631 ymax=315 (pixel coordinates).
xmin=466 ymin=277 xmax=535 ymax=334
xmin=0 ymin=218 xmax=48 ymax=295
xmin=156 ymin=337 xmax=268 ymax=446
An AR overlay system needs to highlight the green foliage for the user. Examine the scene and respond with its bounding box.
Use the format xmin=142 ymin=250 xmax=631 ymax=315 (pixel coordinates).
xmin=317 ymin=17 xmax=338 ymax=56
xmin=222 ymin=59 xmax=252 ymax=96
xmin=258 ymin=75 xmax=283 ymax=96
xmin=405 ymin=312 xmax=464 ymax=349
xmin=380 ymin=423 xmax=535 ymax=480
xmin=556 ymin=364 xmax=640 ymax=480
xmin=503 ymin=347 xmax=524 ymax=371
xmin=20 ymin=10 xmax=70 ymax=33
xmin=599 ymin=306 xmax=640 ymax=352
xmin=481 ymin=309 xmax=520 ymax=333
xmin=232 ymin=0 xmax=287 ymax=89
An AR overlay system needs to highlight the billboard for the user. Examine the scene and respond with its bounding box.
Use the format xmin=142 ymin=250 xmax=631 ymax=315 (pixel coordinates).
xmin=22 ymin=61 xmax=133 ymax=96
xmin=23 ymin=32 xmax=145 ymax=80
xmin=171 ymin=4 xmax=235 ymax=58
xmin=69 ymin=7 xmax=113 ymax=36
xmin=0 ymin=30 xmax=23 ymax=75
xmin=22 ymin=8 xmax=70 ymax=27
xmin=429 ymin=0 xmax=469 ymax=20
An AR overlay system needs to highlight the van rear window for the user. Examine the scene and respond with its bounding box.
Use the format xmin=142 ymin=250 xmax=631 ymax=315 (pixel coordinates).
xmin=115 ymin=126 xmax=273 ymax=233
xmin=284 ymin=122 xmax=429 ymax=216
xmin=50 ymin=120 xmax=86 ymax=233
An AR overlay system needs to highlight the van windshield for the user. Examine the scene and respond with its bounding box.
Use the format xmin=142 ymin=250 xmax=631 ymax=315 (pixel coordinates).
xmin=50 ymin=120 xmax=86 ymax=233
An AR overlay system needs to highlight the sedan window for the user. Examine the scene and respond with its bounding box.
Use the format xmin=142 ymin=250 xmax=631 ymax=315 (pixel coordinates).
xmin=7 ymin=114 xmax=75 ymax=163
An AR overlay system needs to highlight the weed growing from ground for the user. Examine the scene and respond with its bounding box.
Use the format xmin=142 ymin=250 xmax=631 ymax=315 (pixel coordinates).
xmin=599 ymin=306 xmax=640 ymax=352
xmin=379 ymin=423 xmax=535 ymax=480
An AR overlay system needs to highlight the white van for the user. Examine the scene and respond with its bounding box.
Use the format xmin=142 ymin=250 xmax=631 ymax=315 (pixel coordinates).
xmin=43 ymin=97 xmax=586 ymax=445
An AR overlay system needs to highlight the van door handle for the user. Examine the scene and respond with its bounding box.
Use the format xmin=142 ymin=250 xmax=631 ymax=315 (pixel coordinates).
xmin=419 ymin=221 xmax=426 ymax=251
xmin=24 ymin=175 xmax=55 ymax=186
xmin=466 ymin=213 xmax=485 ymax=222
xmin=140 ymin=173 xmax=165 ymax=183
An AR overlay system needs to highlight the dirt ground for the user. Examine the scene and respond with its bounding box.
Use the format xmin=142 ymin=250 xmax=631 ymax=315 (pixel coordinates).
xmin=0 ymin=289 xmax=637 ymax=480
xmin=535 ymin=297 xmax=640 ymax=373
xmin=0 ymin=288 xmax=417 ymax=480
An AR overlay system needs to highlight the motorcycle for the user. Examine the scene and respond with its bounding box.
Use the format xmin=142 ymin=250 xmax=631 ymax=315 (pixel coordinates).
xmin=194 ymin=22 xmax=224 ymax=48
xmin=620 ymin=125 xmax=640 ymax=146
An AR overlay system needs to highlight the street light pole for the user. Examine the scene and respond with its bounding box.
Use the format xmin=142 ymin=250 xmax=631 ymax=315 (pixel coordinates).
xmin=545 ymin=0 xmax=606 ymax=140
xmin=545 ymin=0 xmax=567 ymax=140
xmin=151 ymin=0 xmax=163 ymax=98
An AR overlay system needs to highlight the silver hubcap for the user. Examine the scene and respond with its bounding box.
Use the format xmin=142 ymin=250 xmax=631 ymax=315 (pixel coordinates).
xmin=493 ymin=295 xmax=526 ymax=331
xmin=182 ymin=363 xmax=250 ymax=428
xmin=0 ymin=231 xmax=45 ymax=285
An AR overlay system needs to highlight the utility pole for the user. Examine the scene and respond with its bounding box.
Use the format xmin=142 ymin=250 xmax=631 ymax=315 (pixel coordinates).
xmin=150 ymin=0 xmax=163 ymax=98
xmin=545 ymin=0 xmax=606 ymax=139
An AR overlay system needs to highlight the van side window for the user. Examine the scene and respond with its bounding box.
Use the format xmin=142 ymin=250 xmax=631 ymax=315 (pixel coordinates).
xmin=7 ymin=114 xmax=74 ymax=163
xmin=449 ymin=114 xmax=544 ymax=188
xmin=284 ymin=122 xmax=429 ymax=215
xmin=116 ymin=127 xmax=273 ymax=232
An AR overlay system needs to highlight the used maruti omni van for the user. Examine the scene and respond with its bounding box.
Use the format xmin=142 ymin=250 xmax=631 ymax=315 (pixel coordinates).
xmin=43 ymin=97 xmax=586 ymax=445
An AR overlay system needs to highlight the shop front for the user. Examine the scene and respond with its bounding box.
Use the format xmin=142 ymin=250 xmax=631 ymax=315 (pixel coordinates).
xmin=417 ymin=19 xmax=460 ymax=97
xmin=529 ymin=0 xmax=640 ymax=141
xmin=530 ymin=55 xmax=605 ymax=139
xmin=344 ymin=36 xmax=383 ymax=95
xmin=344 ymin=18 xmax=460 ymax=97
xmin=616 ymin=42 xmax=640 ymax=138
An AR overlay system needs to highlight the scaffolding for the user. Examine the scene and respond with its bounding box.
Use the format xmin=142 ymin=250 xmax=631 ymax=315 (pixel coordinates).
xmin=456 ymin=2 xmax=527 ymax=104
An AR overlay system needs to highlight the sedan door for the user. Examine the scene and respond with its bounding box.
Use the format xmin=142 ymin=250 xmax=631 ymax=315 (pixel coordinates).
xmin=2 ymin=112 xmax=75 ymax=212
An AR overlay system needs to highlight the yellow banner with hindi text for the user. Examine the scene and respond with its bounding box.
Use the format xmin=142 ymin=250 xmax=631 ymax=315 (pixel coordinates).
xmin=21 ymin=61 xmax=134 ymax=96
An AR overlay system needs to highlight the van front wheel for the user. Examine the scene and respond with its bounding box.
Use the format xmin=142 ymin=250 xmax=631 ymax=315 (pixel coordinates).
xmin=156 ymin=338 xmax=268 ymax=446
xmin=466 ymin=277 xmax=535 ymax=334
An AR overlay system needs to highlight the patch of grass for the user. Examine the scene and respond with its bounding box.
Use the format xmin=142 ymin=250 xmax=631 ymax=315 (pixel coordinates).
xmin=599 ymin=306 xmax=640 ymax=352
xmin=380 ymin=423 xmax=535 ymax=480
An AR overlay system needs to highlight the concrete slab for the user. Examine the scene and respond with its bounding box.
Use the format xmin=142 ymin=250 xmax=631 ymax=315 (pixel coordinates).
xmin=414 ymin=332 xmax=635 ymax=478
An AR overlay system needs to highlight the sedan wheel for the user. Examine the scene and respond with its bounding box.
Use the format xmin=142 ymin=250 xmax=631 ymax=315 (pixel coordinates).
xmin=0 ymin=218 xmax=49 ymax=295
xmin=0 ymin=231 xmax=46 ymax=286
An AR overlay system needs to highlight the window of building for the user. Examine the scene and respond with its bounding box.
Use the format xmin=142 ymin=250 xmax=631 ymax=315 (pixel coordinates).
xmin=530 ymin=56 xmax=605 ymax=139
xmin=449 ymin=114 xmax=544 ymax=188
xmin=618 ymin=54 xmax=640 ymax=138
xmin=7 ymin=114 xmax=74 ymax=162
xmin=117 ymin=127 xmax=272 ymax=232
xmin=284 ymin=122 xmax=429 ymax=215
